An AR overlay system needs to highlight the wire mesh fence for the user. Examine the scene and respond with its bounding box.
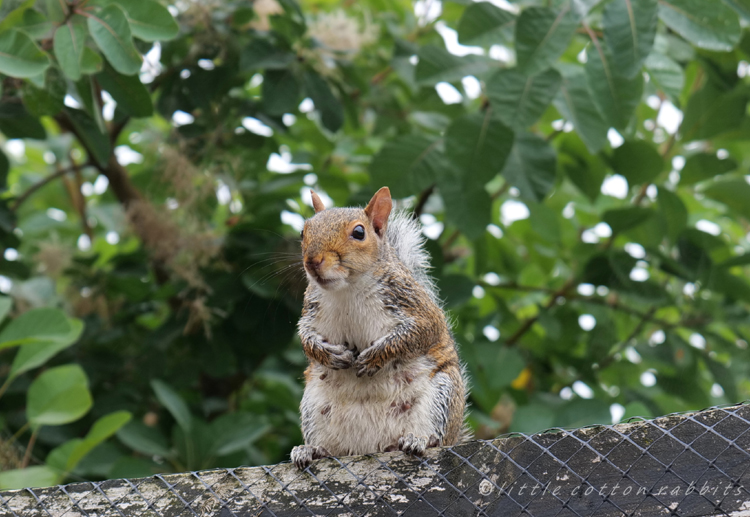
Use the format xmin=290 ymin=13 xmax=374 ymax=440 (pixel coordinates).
xmin=3 ymin=403 xmax=750 ymax=516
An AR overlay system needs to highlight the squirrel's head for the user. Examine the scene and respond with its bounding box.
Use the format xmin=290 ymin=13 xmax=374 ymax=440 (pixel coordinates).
xmin=301 ymin=187 xmax=392 ymax=291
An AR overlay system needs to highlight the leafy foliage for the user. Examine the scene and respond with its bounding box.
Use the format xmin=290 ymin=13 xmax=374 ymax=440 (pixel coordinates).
xmin=0 ymin=0 xmax=750 ymax=489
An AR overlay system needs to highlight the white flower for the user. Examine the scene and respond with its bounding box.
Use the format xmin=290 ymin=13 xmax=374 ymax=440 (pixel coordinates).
xmin=307 ymin=10 xmax=378 ymax=57
xmin=250 ymin=0 xmax=284 ymax=31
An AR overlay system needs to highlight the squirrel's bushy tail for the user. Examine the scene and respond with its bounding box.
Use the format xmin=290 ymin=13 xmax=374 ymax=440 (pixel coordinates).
xmin=387 ymin=211 xmax=440 ymax=305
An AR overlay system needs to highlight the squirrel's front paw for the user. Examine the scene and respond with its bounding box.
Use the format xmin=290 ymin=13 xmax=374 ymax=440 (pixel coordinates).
xmin=354 ymin=350 xmax=381 ymax=377
xmin=291 ymin=445 xmax=331 ymax=470
xmin=398 ymin=433 xmax=429 ymax=456
xmin=320 ymin=341 xmax=354 ymax=369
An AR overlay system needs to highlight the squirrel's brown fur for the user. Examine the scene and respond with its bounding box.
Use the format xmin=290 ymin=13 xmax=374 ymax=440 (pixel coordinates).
xmin=291 ymin=187 xmax=469 ymax=470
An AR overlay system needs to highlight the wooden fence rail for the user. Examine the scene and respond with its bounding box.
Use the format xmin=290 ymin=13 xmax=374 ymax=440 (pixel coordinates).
xmin=3 ymin=404 xmax=750 ymax=516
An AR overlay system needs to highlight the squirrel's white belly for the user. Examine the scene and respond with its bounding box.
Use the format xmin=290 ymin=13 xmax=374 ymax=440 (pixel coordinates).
xmin=311 ymin=286 xmax=397 ymax=351
xmin=302 ymin=356 xmax=438 ymax=456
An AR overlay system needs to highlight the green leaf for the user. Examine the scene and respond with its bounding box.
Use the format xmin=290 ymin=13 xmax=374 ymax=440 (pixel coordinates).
xmin=27 ymin=364 xmax=93 ymax=427
xmin=444 ymin=112 xmax=514 ymax=184
xmin=262 ymin=69 xmax=300 ymax=116
xmin=54 ymin=20 xmax=87 ymax=81
xmin=0 ymin=150 xmax=7 ymax=191
xmin=602 ymin=0 xmax=658 ymax=78
xmin=45 ymin=0 xmax=66 ymax=23
xmin=500 ymin=132 xmax=557 ymax=202
xmin=0 ymin=296 xmax=11 ymax=324
xmin=80 ymin=46 xmax=103 ymax=74
xmin=18 ymin=9 xmax=53 ymax=39
xmin=0 ymin=466 xmax=58 ymax=490
xmin=240 ymin=39 xmax=295 ymax=71
xmin=66 ymin=411 xmax=132 ymax=472
xmin=464 ymin=342 xmax=525 ymax=412
xmin=554 ymin=65 xmax=609 ymax=153
xmin=510 ymin=402 xmax=555 ymax=433
xmin=657 ymin=187 xmax=687 ymax=243
xmin=602 ymin=206 xmax=655 ymax=233
xmin=45 ymin=439 xmax=80 ymax=473
xmin=87 ymin=4 xmax=142 ymax=76
xmin=529 ymin=201 xmax=561 ymax=243
xmin=704 ymin=353 xmax=738 ymax=401
xmin=370 ymin=135 xmax=442 ymax=198
xmin=457 ymin=2 xmax=516 ymax=46
xmin=209 ymin=413 xmax=270 ymax=456
xmin=702 ymin=179 xmax=750 ymax=220
xmin=116 ymin=0 xmax=179 ymax=42
xmin=557 ymin=131 xmax=607 ymax=201
xmin=585 ymin=39 xmax=643 ymax=130
xmin=644 ymin=53 xmax=684 ymax=100
xmin=9 ymin=319 xmax=84 ymax=380
xmin=658 ymin=0 xmax=741 ymax=52
xmin=719 ymin=254 xmax=750 ymax=268
xmin=415 ymin=45 xmax=493 ymax=86
xmin=96 ymin=61 xmax=153 ymax=117
xmin=0 ymin=307 xmax=71 ymax=351
xmin=0 ymin=29 xmax=50 ymax=78
xmin=708 ymin=268 xmax=750 ymax=304
xmin=64 ymin=107 xmax=111 ymax=166
xmin=0 ymin=0 xmax=36 ymax=32
xmin=437 ymin=274 xmax=475 ymax=308
xmin=680 ymin=153 xmax=737 ymax=185
xmin=22 ymin=67 xmax=66 ymax=117
xmin=436 ymin=160 xmax=492 ymax=240
xmin=515 ymin=6 xmax=579 ymax=76
xmin=556 ymin=398 xmax=612 ymax=428
xmin=724 ymin=0 xmax=750 ymax=21
xmin=611 ymin=140 xmax=663 ymax=185
xmin=680 ymin=83 xmax=747 ymax=141
xmin=117 ymin=421 xmax=172 ymax=457
xmin=303 ymin=71 xmax=343 ymax=132
xmin=0 ymin=100 xmax=46 ymax=139
xmin=151 ymin=379 xmax=192 ymax=432
xmin=486 ymin=68 xmax=561 ymax=130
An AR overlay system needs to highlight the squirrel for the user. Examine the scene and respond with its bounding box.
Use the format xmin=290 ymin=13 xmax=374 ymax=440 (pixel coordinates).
xmin=290 ymin=186 xmax=469 ymax=470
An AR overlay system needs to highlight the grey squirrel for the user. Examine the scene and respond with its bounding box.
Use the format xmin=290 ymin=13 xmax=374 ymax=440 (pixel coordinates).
xmin=291 ymin=187 xmax=469 ymax=470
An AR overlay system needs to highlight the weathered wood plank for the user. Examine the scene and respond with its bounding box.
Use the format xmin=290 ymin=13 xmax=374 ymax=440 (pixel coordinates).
xmin=3 ymin=405 xmax=750 ymax=516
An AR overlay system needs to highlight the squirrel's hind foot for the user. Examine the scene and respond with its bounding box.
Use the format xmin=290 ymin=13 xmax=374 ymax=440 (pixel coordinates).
xmin=291 ymin=445 xmax=331 ymax=470
xmin=398 ymin=433 xmax=440 ymax=457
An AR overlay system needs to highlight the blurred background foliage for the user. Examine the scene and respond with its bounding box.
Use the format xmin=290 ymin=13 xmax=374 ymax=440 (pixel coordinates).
xmin=1 ymin=0 xmax=750 ymax=489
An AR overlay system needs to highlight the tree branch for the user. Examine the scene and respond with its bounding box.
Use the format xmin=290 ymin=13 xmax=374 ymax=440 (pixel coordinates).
xmin=597 ymin=305 xmax=657 ymax=370
xmin=11 ymin=163 xmax=90 ymax=211
xmin=412 ymin=184 xmax=435 ymax=220
xmin=505 ymin=278 xmax=577 ymax=346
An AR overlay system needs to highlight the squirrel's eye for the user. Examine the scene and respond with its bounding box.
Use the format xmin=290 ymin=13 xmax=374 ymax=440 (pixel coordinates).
xmin=352 ymin=225 xmax=365 ymax=240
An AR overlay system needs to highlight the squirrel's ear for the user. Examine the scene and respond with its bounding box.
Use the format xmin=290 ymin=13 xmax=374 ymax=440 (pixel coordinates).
xmin=365 ymin=187 xmax=392 ymax=237
xmin=310 ymin=190 xmax=326 ymax=213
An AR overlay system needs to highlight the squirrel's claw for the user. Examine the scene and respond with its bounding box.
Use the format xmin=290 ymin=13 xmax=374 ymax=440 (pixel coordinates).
xmin=320 ymin=342 xmax=354 ymax=369
xmin=398 ymin=433 xmax=428 ymax=456
xmin=291 ymin=445 xmax=331 ymax=470
xmin=354 ymin=347 xmax=381 ymax=377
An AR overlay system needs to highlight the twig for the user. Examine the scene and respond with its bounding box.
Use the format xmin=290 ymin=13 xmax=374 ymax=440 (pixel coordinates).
xmin=491 ymin=181 xmax=511 ymax=200
xmin=505 ymin=278 xmax=577 ymax=346
xmin=11 ymin=163 xmax=88 ymax=211
xmin=598 ymin=306 xmax=657 ymax=370
xmin=110 ymin=115 xmax=131 ymax=144
xmin=441 ymin=229 xmax=460 ymax=250
xmin=412 ymin=184 xmax=435 ymax=220
xmin=21 ymin=427 xmax=39 ymax=469
xmin=371 ymin=66 xmax=393 ymax=85
xmin=482 ymin=281 xmax=556 ymax=294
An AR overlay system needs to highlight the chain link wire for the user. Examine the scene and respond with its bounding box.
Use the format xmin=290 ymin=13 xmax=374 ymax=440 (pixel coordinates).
xmin=3 ymin=403 xmax=750 ymax=516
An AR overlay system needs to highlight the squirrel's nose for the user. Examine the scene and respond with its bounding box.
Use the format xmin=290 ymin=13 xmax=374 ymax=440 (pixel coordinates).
xmin=305 ymin=256 xmax=324 ymax=271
